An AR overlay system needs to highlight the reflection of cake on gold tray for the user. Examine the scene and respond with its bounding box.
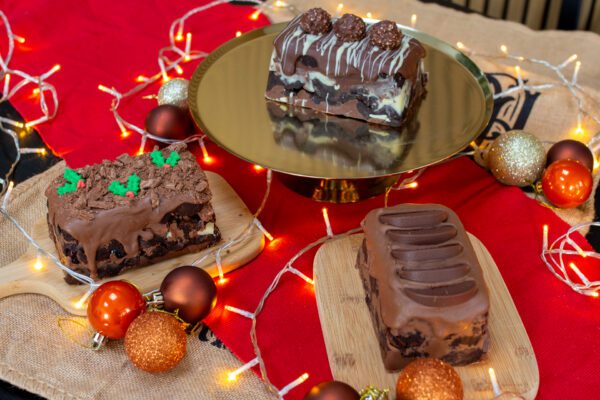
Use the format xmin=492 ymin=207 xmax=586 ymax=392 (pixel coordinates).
xmin=268 ymin=101 xmax=418 ymax=173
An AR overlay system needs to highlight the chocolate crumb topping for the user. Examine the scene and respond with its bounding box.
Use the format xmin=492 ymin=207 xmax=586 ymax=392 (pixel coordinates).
xmin=299 ymin=8 xmax=332 ymax=35
xmin=333 ymin=13 xmax=366 ymax=42
xmin=369 ymin=20 xmax=402 ymax=50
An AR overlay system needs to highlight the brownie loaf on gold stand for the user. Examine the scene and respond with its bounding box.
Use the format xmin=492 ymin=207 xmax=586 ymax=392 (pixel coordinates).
xmin=357 ymin=204 xmax=489 ymax=370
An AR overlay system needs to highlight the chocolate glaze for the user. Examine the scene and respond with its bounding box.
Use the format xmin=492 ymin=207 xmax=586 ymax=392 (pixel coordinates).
xmin=45 ymin=144 xmax=220 ymax=281
xmin=265 ymin=15 xmax=427 ymax=127
xmin=357 ymin=204 xmax=490 ymax=370
xmin=273 ymin=16 xmax=424 ymax=81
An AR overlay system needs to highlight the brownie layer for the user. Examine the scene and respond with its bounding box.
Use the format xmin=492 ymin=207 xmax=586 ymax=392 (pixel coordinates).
xmin=357 ymin=204 xmax=490 ymax=370
xmin=265 ymin=16 xmax=427 ymax=127
xmin=45 ymin=143 xmax=220 ymax=284
xmin=49 ymin=203 xmax=220 ymax=284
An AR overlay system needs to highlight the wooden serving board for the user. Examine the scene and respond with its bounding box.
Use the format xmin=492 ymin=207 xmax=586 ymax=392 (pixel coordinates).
xmin=0 ymin=171 xmax=264 ymax=316
xmin=314 ymin=234 xmax=539 ymax=399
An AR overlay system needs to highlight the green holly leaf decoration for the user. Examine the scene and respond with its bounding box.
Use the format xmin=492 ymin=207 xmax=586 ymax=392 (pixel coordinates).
xmin=57 ymin=182 xmax=77 ymax=196
xmin=165 ymin=151 xmax=180 ymax=167
xmin=150 ymin=150 xmax=165 ymax=167
xmin=150 ymin=150 xmax=180 ymax=168
xmin=57 ymin=168 xmax=84 ymax=196
xmin=108 ymin=173 xmax=141 ymax=198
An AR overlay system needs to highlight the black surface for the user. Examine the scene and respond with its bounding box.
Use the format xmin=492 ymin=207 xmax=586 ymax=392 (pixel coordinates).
xmin=0 ymin=101 xmax=60 ymax=185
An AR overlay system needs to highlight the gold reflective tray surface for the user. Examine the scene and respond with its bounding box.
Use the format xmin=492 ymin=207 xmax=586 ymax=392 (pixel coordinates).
xmin=189 ymin=22 xmax=492 ymax=199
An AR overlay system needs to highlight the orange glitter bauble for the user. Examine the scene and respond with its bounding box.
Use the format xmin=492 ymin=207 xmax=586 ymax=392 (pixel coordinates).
xmin=124 ymin=312 xmax=187 ymax=373
xmin=396 ymin=358 xmax=463 ymax=400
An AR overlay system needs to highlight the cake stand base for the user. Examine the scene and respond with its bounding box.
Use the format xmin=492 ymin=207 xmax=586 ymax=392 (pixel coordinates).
xmin=276 ymin=173 xmax=401 ymax=203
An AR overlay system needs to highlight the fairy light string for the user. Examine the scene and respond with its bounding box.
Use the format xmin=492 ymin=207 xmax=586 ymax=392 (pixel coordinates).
xmin=456 ymin=42 xmax=600 ymax=153
xmin=541 ymin=222 xmax=600 ymax=297
xmin=0 ymin=9 xmax=60 ymax=194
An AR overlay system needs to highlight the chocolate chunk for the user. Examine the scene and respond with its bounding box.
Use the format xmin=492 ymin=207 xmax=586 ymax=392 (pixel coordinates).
xmin=369 ymin=20 xmax=402 ymax=50
xmin=333 ymin=14 xmax=366 ymax=42
xmin=299 ymin=8 xmax=332 ymax=35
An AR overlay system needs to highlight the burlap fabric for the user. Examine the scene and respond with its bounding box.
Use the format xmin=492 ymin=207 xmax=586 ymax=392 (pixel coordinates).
xmin=2 ymin=1 xmax=599 ymax=399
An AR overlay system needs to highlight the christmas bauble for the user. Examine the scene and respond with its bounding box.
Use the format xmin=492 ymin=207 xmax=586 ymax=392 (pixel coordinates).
xmin=144 ymin=104 xmax=194 ymax=144
xmin=87 ymin=280 xmax=146 ymax=340
xmin=304 ymin=380 xmax=360 ymax=400
xmin=541 ymin=159 xmax=593 ymax=208
xmin=488 ymin=130 xmax=546 ymax=186
xmin=396 ymin=358 xmax=463 ymax=400
xmin=546 ymin=139 xmax=594 ymax=171
xmin=157 ymin=78 xmax=189 ymax=109
xmin=125 ymin=311 xmax=187 ymax=373
xmin=160 ymin=265 xmax=217 ymax=325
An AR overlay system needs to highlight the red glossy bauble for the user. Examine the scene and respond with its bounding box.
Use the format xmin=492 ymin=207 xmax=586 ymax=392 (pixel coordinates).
xmin=87 ymin=280 xmax=146 ymax=339
xmin=541 ymin=159 xmax=593 ymax=209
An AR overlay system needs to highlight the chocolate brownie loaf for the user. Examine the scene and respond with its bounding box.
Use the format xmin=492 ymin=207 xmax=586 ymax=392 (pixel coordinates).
xmin=45 ymin=143 xmax=220 ymax=284
xmin=357 ymin=204 xmax=489 ymax=370
xmin=265 ymin=9 xmax=427 ymax=128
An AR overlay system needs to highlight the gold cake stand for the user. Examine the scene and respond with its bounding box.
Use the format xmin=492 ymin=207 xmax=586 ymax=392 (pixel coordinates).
xmin=189 ymin=23 xmax=492 ymax=203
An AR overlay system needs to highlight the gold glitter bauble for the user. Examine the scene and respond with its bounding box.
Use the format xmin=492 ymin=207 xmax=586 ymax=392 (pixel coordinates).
xmin=488 ymin=130 xmax=546 ymax=187
xmin=396 ymin=358 xmax=463 ymax=400
xmin=157 ymin=78 xmax=189 ymax=109
xmin=124 ymin=311 xmax=187 ymax=373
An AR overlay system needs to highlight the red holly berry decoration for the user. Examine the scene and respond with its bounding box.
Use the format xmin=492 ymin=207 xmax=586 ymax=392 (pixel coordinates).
xmin=87 ymin=280 xmax=146 ymax=340
xmin=542 ymin=159 xmax=593 ymax=209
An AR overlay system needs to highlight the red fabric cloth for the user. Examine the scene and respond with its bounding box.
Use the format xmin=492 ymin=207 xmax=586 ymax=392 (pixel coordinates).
xmin=5 ymin=1 xmax=600 ymax=398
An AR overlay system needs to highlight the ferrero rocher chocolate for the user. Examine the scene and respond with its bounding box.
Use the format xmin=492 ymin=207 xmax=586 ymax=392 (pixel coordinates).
xmin=333 ymin=14 xmax=366 ymax=42
xmin=299 ymin=8 xmax=332 ymax=35
xmin=369 ymin=20 xmax=402 ymax=50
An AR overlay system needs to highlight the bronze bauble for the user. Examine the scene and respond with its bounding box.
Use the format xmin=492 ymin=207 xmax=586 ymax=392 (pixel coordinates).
xmin=124 ymin=312 xmax=186 ymax=373
xmin=396 ymin=358 xmax=463 ymax=400
xmin=304 ymin=380 xmax=360 ymax=400
xmin=160 ymin=265 xmax=218 ymax=325
xmin=546 ymin=139 xmax=594 ymax=171
xmin=144 ymin=104 xmax=194 ymax=145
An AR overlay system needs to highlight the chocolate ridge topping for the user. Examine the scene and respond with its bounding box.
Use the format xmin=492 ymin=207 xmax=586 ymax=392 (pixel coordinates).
xmin=361 ymin=203 xmax=489 ymax=316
